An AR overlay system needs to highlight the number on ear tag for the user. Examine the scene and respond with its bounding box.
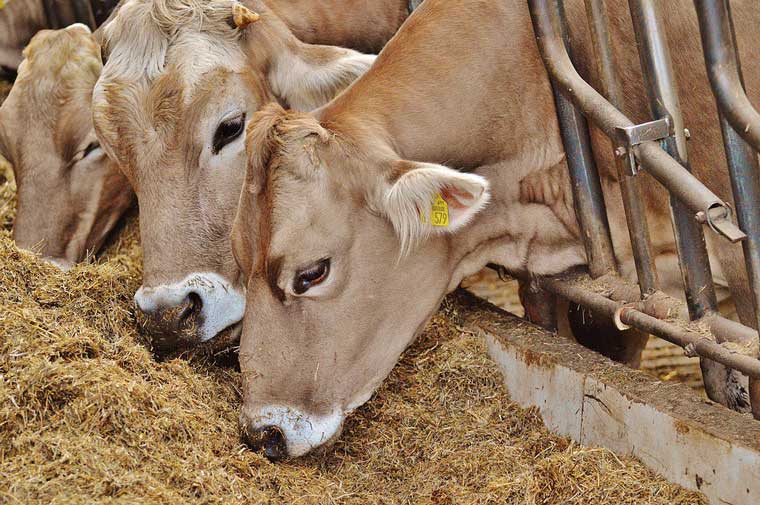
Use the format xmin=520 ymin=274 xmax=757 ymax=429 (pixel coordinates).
xmin=419 ymin=193 xmax=449 ymax=227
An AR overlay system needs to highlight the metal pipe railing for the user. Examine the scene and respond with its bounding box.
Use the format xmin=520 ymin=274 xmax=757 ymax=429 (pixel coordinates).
xmin=584 ymin=0 xmax=659 ymax=295
xmin=527 ymin=0 xmax=745 ymax=244
xmin=541 ymin=274 xmax=760 ymax=380
xmin=526 ymin=0 xmax=760 ymax=416
xmin=627 ymin=0 xmax=741 ymax=407
xmin=549 ymin=1 xmax=617 ymax=278
xmin=695 ymin=0 xmax=760 ymax=154
xmin=695 ymin=0 xmax=760 ymax=419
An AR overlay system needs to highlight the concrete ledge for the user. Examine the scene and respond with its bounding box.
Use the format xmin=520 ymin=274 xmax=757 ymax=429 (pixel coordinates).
xmin=450 ymin=290 xmax=760 ymax=505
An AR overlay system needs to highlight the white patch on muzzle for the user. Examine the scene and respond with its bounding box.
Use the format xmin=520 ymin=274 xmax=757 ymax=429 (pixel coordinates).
xmin=134 ymin=272 xmax=245 ymax=342
xmin=243 ymin=405 xmax=344 ymax=458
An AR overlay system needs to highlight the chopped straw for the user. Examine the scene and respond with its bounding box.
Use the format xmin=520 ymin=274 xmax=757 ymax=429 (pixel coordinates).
xmin=0 ymin=136 xmax=705 ymax=503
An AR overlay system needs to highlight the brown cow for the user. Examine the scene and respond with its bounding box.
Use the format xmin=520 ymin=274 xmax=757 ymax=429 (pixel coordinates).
xmin=0 ymin=24 xmax=134 ymax=268
xmin=233 ymin=0 xmax=757 ymax=459
xmin=92 ymin=0 xmax=414 ymax=352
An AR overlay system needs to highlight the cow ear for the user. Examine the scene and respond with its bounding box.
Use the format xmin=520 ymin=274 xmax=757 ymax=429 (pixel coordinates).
xmin=377 ymin=161 xmax=490 ymax=254
xmin=269 ymin=43 xmax=375 ymax=111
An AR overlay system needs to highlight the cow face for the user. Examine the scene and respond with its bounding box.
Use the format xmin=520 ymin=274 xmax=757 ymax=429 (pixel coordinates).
xmin=0 ymin=25 xmax=133 ymax=269
xmin=233 ymin=105 xmax=490 ymax=459
xmin=91 ymin=0 xmax=375 ymax=353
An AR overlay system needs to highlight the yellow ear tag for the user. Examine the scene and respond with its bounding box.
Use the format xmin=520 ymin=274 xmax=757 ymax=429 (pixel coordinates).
xmin=420 ymin=193 xmax=449 ymax=227
xmin=0 ymin=1 xmax=5 ymax=10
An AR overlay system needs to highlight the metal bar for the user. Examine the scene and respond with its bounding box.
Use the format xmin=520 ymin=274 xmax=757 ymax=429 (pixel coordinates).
xmin=541 ymin=276 xmax=760 ymax=379
xmin=547 ymin=1 xmax=617 ymax=278
xmin=527 ymin=0 xmax=745 ymax=243
xmin=695 ymin=0 xmax=760 ymax=154
xmin=628 ymin=0 xmax=718 ymax=319
xmin=584 ymin=0 xmax=659 ymax=294
xmin=628 ymin=0 xmax=750 ymax=411
xmin=695 ymin=0 xmax=760 ymax=419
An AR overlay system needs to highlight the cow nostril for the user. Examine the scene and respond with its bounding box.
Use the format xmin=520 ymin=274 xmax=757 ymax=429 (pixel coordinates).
xmin=242 ymin=425 xmax=287 ymax=462
xmin=179 ymin=292 xmax=203 ymax=323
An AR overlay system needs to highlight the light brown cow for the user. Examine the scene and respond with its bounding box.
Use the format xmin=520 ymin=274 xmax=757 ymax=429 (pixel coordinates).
xmin=92 ymin=0 xmax=413 ymax=352
xmin=233 ymin=0 xmax=759 ymax=459
xmin=0 ymin=24 xmax=134 ymax=268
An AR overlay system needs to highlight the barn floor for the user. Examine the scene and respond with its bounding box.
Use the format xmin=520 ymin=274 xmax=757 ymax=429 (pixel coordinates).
xmin=0 ymin=158 xmax=709 ymax=504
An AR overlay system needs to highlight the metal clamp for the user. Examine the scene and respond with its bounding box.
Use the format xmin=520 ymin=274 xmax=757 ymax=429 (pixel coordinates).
xmin=696 ymin=204 xmax=746 ymax=243
xmin=615 ymin=117 xmax=672 ymax=175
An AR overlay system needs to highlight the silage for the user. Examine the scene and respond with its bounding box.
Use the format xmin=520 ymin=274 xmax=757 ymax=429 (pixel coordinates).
xmin=0 ymin=149 xmax=706 ymax=503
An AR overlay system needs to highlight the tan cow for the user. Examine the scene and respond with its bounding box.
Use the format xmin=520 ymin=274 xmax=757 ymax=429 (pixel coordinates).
xmin=92 ymin=0 xmax=414 ymax=352
xmin=233 ymin=0 xmax=759 ymax=459
xmin=0 ymin=24 xmax=134 ymax=268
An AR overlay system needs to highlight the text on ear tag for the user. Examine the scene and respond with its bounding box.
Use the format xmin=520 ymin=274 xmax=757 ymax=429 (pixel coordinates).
xmin=420 ymin=193 xmax=450 ymax=227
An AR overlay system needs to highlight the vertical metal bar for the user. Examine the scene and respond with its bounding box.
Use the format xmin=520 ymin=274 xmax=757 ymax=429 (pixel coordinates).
xmin=628 ymin=0 xmax=718 ymax=319
xmin=548 ymin=0 xmax=617 ymax=279
xmin=695 ymin=0 xmax=760 ymax=419
xmin=584 ymin=0 xmax=659 ymax=295
xmin=628 ymin=0 xmax=750 ymax=411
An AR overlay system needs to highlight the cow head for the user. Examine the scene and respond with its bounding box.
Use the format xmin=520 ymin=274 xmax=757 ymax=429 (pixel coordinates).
xmin=233 ymin=104 xmax=490 ymax=459
xmin=91 ymin=0 xmax=375 ymax=353
xmin=0 ymin=24 xmax=133 ymax=269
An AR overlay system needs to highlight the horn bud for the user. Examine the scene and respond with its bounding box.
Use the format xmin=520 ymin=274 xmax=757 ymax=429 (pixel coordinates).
xmin=233 ymin=3 xmax=260 ymax=29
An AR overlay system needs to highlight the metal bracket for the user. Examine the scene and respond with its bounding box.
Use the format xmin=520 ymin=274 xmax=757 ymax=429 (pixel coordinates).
xmin=696 ymin=204 xmax=747 ymax=243
xmin=615 ymin=117 xmax=672 ymax=175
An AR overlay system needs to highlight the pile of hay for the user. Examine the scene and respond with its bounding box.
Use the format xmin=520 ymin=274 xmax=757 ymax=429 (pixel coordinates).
xmin=0 ymin=153 xmax=706 ymax=502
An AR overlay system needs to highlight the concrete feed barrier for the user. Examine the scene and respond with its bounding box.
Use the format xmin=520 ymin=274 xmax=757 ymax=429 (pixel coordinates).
xmin=451 ymin=290 xmax=760 ymax=505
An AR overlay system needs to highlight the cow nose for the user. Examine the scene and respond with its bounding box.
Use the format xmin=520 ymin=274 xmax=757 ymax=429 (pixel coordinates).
xmin=134 ymin=291 xmax=203 ymax=352
xmin=241 ymin=424 xmax=288 ymax=462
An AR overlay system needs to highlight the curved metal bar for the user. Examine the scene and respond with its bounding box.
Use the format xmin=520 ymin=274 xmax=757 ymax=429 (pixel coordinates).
xmin=527 ymin=0 xmax=745 ymax=243
xmin=695 ymin=0 xmax=760 ymax=153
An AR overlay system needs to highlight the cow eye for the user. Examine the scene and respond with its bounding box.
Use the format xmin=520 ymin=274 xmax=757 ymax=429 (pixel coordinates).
xmin=82 ymin=141 xmax=101 ymax=158
xmin=293 ymin=258 xmax=330 ymax=295
xmin=213 ymin=113 xmax=245 ymax=154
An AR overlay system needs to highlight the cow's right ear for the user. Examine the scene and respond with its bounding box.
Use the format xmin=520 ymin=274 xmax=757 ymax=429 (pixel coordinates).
xmin=268 ymin=42 xmax=375 ymax=111
xmin=373 ymin=160 xmax=491 ymax=254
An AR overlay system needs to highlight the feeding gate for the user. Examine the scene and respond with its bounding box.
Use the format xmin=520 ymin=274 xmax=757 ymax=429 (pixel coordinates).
xmin=518 ymin=0 xmax=760 ymax=420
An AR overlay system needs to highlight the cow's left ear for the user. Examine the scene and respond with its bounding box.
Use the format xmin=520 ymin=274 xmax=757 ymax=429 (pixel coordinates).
xmin=269 ymin=43 xmax=375 ymax=111
xmin=377 ymin=160 xmax=490 ymax=253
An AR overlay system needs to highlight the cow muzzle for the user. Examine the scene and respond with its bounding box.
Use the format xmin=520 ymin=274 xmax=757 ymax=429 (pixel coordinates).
xmin=134 ymin=272 xmax=245 ymax=353
xmin=239 ymin=405 xmax=344 ymax=460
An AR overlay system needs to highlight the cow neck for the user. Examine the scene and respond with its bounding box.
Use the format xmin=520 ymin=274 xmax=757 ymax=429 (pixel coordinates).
xmin=316 ymin=0 xmax=586 ymax=283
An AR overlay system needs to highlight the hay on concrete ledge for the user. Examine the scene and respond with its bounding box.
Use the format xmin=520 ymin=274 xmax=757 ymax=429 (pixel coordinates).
xmin=0 ymin=153 xmax=706 ymax=503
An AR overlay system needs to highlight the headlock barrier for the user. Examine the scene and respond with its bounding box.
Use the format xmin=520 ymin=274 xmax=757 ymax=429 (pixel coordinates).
xmin=522 ymin=0 xmax=760 ymax=420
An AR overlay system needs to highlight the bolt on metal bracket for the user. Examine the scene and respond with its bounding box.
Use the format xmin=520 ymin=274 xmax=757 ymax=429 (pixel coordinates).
xmin=615 ymin=117 xmax=672 ymax=175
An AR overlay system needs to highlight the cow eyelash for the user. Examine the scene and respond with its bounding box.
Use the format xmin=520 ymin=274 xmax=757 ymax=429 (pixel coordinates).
xmin=82 ymin=141 xmax=100 ymax=158
xmin=212 ymin=113 xmax=246 ymax=154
